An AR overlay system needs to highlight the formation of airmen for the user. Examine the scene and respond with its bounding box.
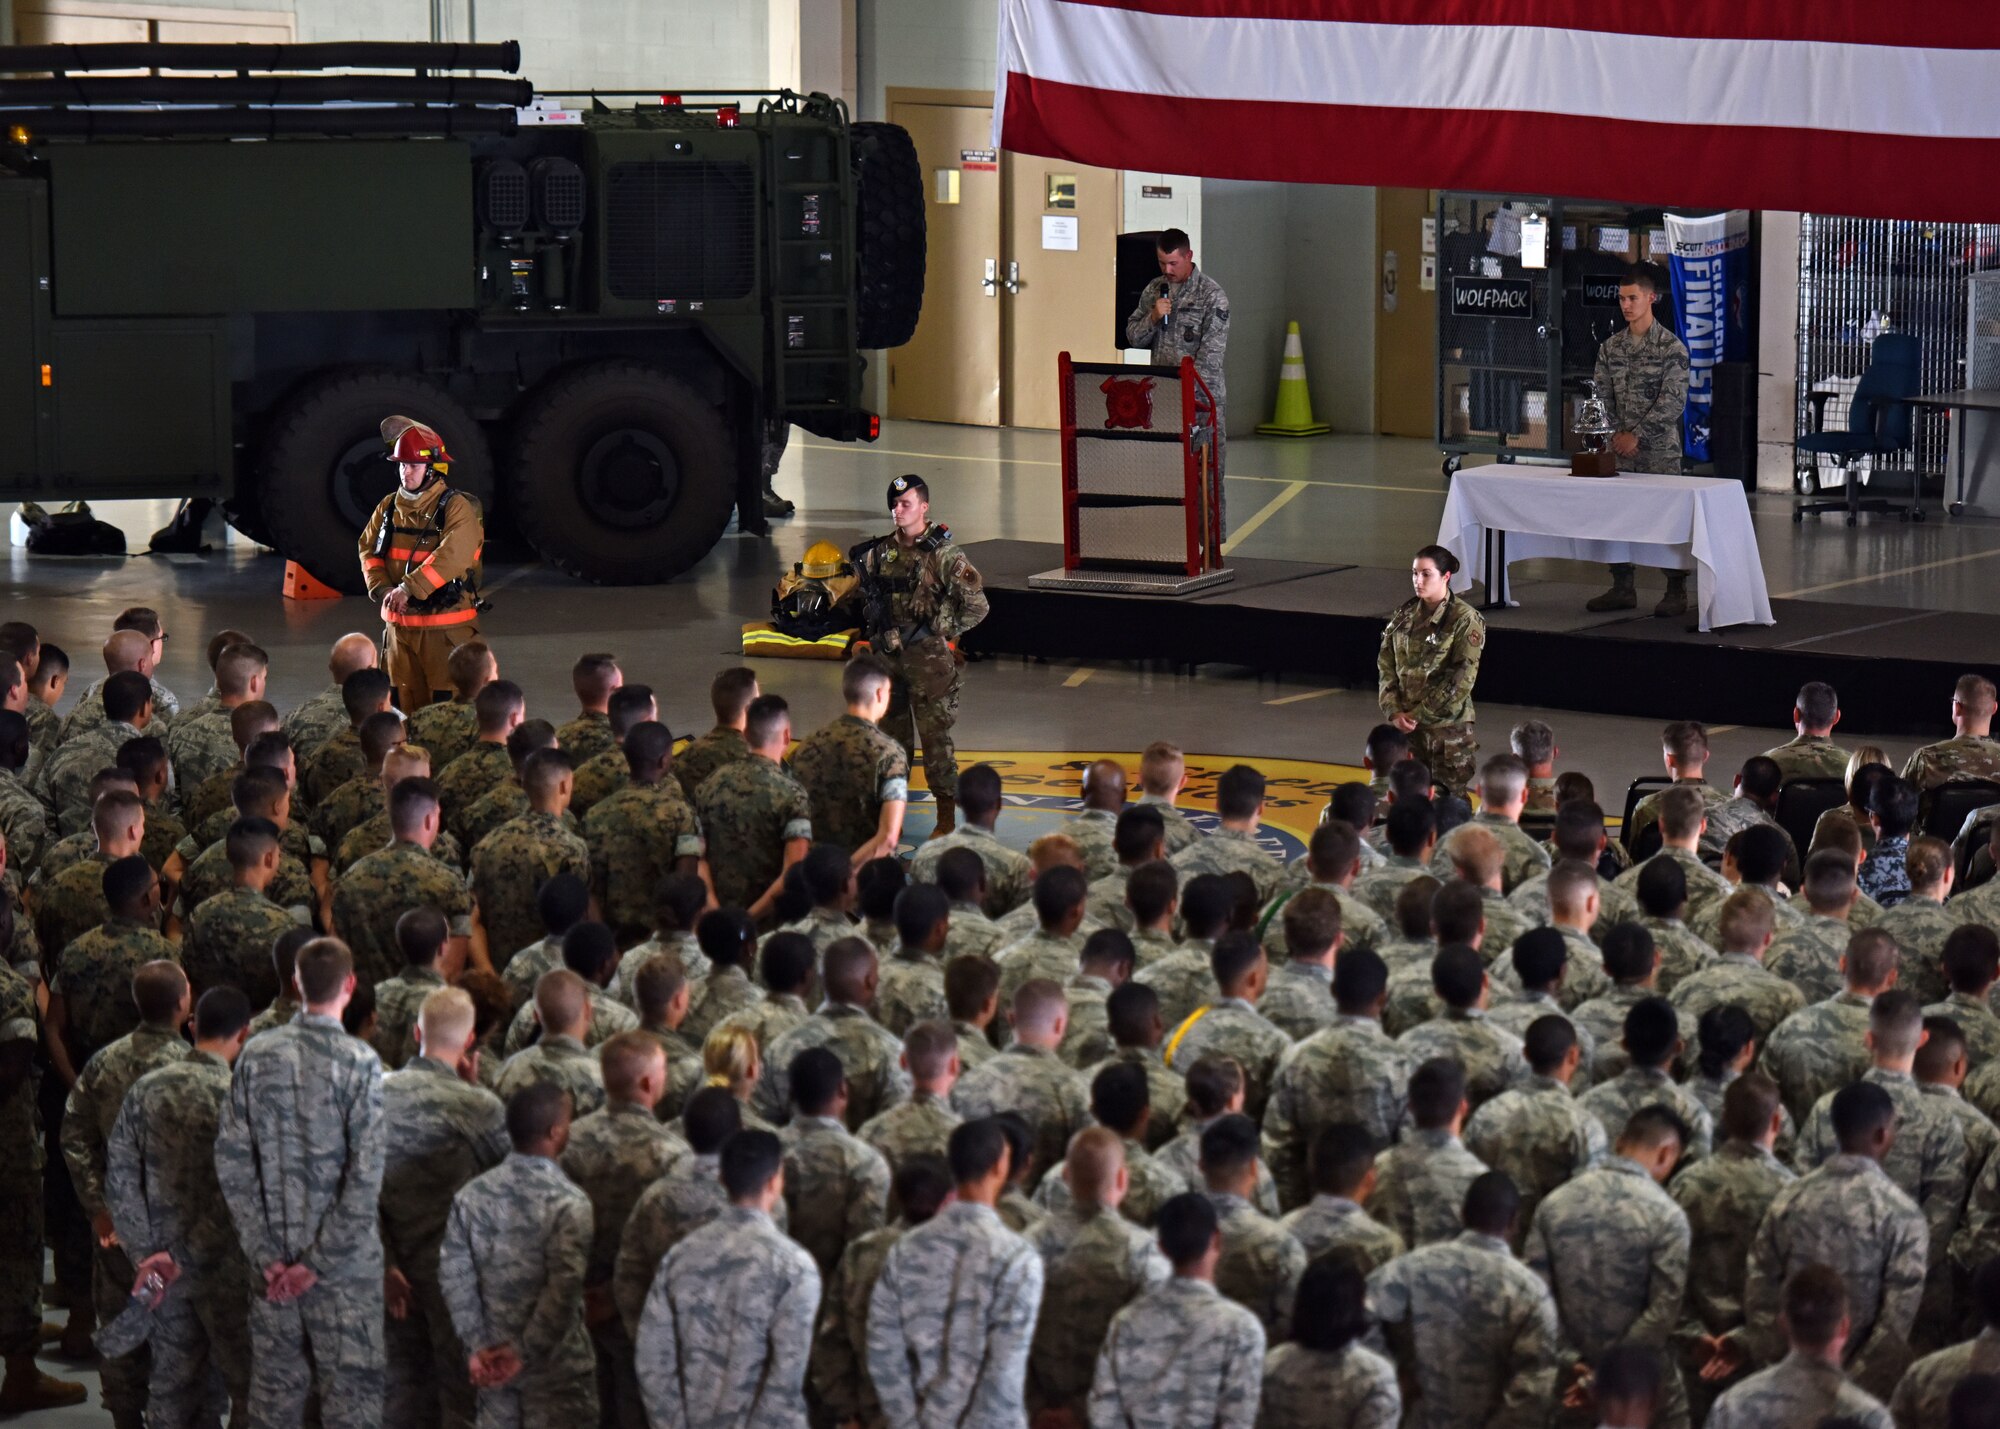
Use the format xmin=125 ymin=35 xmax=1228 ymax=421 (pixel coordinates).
xmin=13 ymin=602 xmax=2000 ymax=1429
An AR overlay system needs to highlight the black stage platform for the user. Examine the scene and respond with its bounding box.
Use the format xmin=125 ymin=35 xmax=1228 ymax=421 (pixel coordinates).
xmin=961 ymin=540 xmax=2000 ymax=738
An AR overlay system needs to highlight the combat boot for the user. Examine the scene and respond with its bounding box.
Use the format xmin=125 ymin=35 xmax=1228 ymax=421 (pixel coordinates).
xmin=761 ymin=484 xmax=796 ymax=518
xmin=1654 ymin=572 xmax=1689 ymax=619
xmin=1585 ymin=564 xmax=1638 ymax=613
xmin=0 ymin=1353 xmax=87 ymax=1411
xmin=929 ymin=795 xmax=957 ymax=839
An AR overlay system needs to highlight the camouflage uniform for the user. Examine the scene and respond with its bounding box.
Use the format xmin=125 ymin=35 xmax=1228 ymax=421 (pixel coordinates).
xmin=1157 ymin=1119 xmax=1281 ymax=1217
xmin=1708 ymin=1352 xmax=1892 ymax=1429
xmin=1430 ymin=814 xmax=1551 ymax=894
xmin=213 ymin=1011 xmax=386 ymax=1429
xmin=311 ymin=774 xmax=385 ymax=855
xmin=1637 ymin=915 xmax=1718 ymax=995
xmin=1376 ymin=594 xmax=1486 ymax=795
xmin=46 ymin=718 xmax=148 ymax=836
xmin=63 ymin=1021 xmax=192 ymax=1422
xmin=791 ymin=713 xmax=910 ymax=856
xmin=851 ymin=524 xmax=990 ymax=802
xmin=0 ymin=966 xmax=40 ymax=1370
xmin=1628 ymin=782 xmax=1728 ymax=853
xmin=1163 ymin=997 xmax=1289 ymax=1121
xmin=1881 ymin=894 xmax=1972 ymax=1007
xmin=1670 ymin=952 xmax=1806 ymax=1048
xmin=332 ymin=840 xmax=475 ymax=988
xmin=1397 ymin=1007 xmax=1525 ymax=1108
xmin=551 ymin=710 xmax=613 ymax=764
xmin=165 ymin=708 xmax=239 ymax=810
xmin=682 ymin=964 xmax=759 ymax=1046
xmin=1489 ymin=924 xmax=1612 ymax=1012
xmin=1366 ymin=1128 xmax=1489 ymax=1251
xmin=1572 ymin=983 xmax=1697 ymax=1085
xmin=1258 ymin=1344 xmax=1399 ymax=1429
xmin=1744 ymin=1153 xmax=1927 ymax=1397
xmin=60 ymin=674 xmax=180 ymax=743
xmin=502 ymin=935 xmax=567 ymax=1013
xmin=1669 ymin=1140 xmax=1796 ymax=1408
xmin=50 ymin=915 xmax=178 ymax=1057
xmin=778 ymin=1113 xmax=891 ymax=1276
xmin=713 ymin=993 xmax=811 ymax=1059
xmin=1170 ymin=825 xmax=1284 ymax=905
xmin=1255 ymin=961 xmax=1338 ymax=1042
xmin=1764 ymin=913 xmax=1860 ymax=1005
xmin=1129 ymin=926 xmax=1181 ymax=972
xmin=432 ymin=742 xmax=512 ymax=838
xmin=496 ymin=1034 xmax=607 ymax=1117
xmin=612 ymin=1152 xmax=725 ymax=1336
xmin=1762 ymin=992 xmax=1876 ymax=1123
xmin=105 ymin=1050 xmax=253 ymax=1429
xmin=180 ymin=840 xmax=315 ymax=925
xmin=1485 ymin=994 xmax=1597 ymax=1091
xmin=1057 ymin=972 xmax=1115 ymax=1067
xmin=401 ymin=702 xmax=473 ymax=777
xmin=1798 ymin=1068 xmax=1969 ymax=1281
xmin=1579 ymin=1067 xmax=1715 ymax=1163
xmin=568 ymin=749 xmax=630 ymax=822
xmin=1763 ymin=733 xmax=1854 ymax=784
xmin=757 ymin=1004 xmax=910 ymax=1129
xmin=502 ymin=984 xmax=638 ymax=1057
xmin=300 ymin=727 xmax=367 ymax=810
xmin=909 ymin=824 xmax=1033 ymax=918
xmin=1125 ymin=260 xmax=1231 ymax=418
xmin=942 ymin=901 xmax=1009 ymax=966
xmin=810 ymin=1223 xmax=906 ymax=1429
xmin=1351 ymin=853 xmax=1433 ymax=926
xmin=1928 ymin=991 xmax=2000 ymax=1068
xmin=1262 ymin=877 xmax=1386 ymax=959
xmin=1902 ymin=733 xmax=2000 ymax=808
xmin=1089 ymin=1275 xmax=1264 ymax=1429
xmin=1086 ymin=1046 xmax=1185 ymax=1151
xmin=584 ymin=782 xmax=703 ymax=943
xmin=1890 ymin=1325 xmax=2000 ymax=1428
xmin=369 ymin=966 xmax=447 ymax=1070
xmin=1276 ymin=1194 xmax=1404 ymax=1273
xmin=1132 ymin=941 xmax=1219 ymax=1031
xmin=439 ymin=1152 xmax=598 ymax=1429
xmin=246 ymin=994 xmax=299 ymax=1040
xmin=635 ymin=1203 xmax=818 ymax=1429
xmin=469 ymin=811 xmax=590 ymax=974
xmin=694 ymin=755 xmax=813 ymax=914
xmin=672 ymin=726 xmax=751 ymax=806
xmin=955 ymin=1021 xmax=1000 ymax=1076
xmin=281 ymin=685 xmax=347 ymax=763
xmin=859 ymin=1092 xmax=959 ymax=1189
xmin=1261 ymin=1015 xmax=1409 ymax=1206
xmin=0 ymin=767 xmax=48 ymax=875
xmin=951 ymin=1044 xmax=1092 ymax=1189
xmin=1023 ymin=1204 xmax=1170 ymax=1416
xmin=1612 ymin=848 xmax=1734 ymax=926
xmin=378 ymin=1053 xmax=509 ymax=1429
xmin=861 ymin=954 xmax=941 ymax=1042
xmin=182 ymin=886 xmax=298 ymax=1009
xmin=1464 ymin=1073 xmax=1609 ymax=1236
xmin=867 ymin=1200 xmax=1041 ymax=1429
xmin=1594 ymin=314 xmax=1690 ymax=474
xmin=457 ymin=781 xmax=539 ymax=856
xmin=1366 ymin=1228 xmax=1561 ymax=1429
xmin=1526 ymin=1156 xmax=1693 ymax=1429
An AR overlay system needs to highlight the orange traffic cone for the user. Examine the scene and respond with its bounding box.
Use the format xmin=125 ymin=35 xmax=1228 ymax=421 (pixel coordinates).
xmin=281 ymin=561 xmax=343 ymax=600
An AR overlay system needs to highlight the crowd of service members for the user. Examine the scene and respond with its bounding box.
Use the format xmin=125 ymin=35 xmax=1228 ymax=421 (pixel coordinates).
xmin=10 ymin=611 xmax=2000 ymax=1429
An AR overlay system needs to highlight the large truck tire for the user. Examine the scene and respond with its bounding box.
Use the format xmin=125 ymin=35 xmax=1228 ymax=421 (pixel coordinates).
xmin=259 ymin=368 xmax=494 ymax=595
xmin=851 ymin=121 xmax=926 ymax=350
xmin=507 ymin=361 xmax=735 ymax=585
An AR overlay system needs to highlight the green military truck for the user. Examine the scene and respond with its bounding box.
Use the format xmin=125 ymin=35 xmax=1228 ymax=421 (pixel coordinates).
xmin=0 ymin=40 xmax=924 ymax=589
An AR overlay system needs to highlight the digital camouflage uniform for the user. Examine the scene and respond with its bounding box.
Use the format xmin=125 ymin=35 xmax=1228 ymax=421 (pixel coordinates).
xmin=1263 ymin=877 xmax=1387 ymax=960
xmin=1527 ymin=1155 xmax=1693 ymax=1429
xmin=1485 ymin=995 xmax=1597 ymax=1092
xmin=0 ymin=965 xmax=41 ymax=1371
xmin=635 ymin=1203 xmax=819 ymax=1429
xmin=1377 ymin=594 xmax=1485 ymax=796
xmin=405 ymin=698 xmax=478 ymax=773
xmin=1762 ymin=733 xmax=1854 ymax=784
xmin=694 ymin=755 xmax=812 ymax=914
xmin=1880 ymin=893 xmax=1972 ymax=1006
xmin=45 ymin=718 xmax=149 ymax=837
xmin=1277 ymin=1194 xmax=1404 ymax=1276
xmin=757 ymin=1003 xmax=910 ymax=1130
xmin=496 ymin=1034 xmax=607 ymax=1118
xmin=1398 ymin=1008 xmax=1526 ymax=1109
xmin=1890 ymin=1324 xmax=2000 ymax=1429
xmin=501 ymin=984 xmax=637 ymax=1058
xmin=1055 ymin=971 xmax=1115 ymax=1067
xmin=301 ymin=727 xmax=368 ymax=810
xmin=1366 ymin=1127 xmax=1490 ymax=1251
xmin=435 ymin=743 xmax=514 ymax=841
xmin=332 ymin=840 xmax=475 ymax=989
xmin=0 ymin=767 xmax=48 ymax=875
xmin=1203 ymin=1189 xmax=1307 ymax=1341
xmin=213 ymin=1011 xmax=386 ymax=1429
xmin=1572 ymin=983 xmax=1697 ymax=1085
xmin=439 ymin=1152 xmax=598 ymax=1429
xmin=909 ymin=824 xmax=1032 ymax=918
xmin=777 ymin=1113 xmax=890 ymax=1277
xmin=277 ymin=685 xmax=343 ymax=764
xmin=458 ymin=780 xmax=552 ymax=855
xmin=1089 ymin=1276 xmax=1263 ymax=1429
xmin=1134 ymin=943 xmax=1219 ymax=1032
xmin=1367 ymin=1228 xmax=1561 ymax=1429
xmin=1765 ymin=912 xmax=1861 ymax=1004
xmin=180 ymin=840 xmax=315 ymax=928
xmin=1260 ymin=1015 xmax=1408 ymax=1206
xmin=1490 ymin=923 xmax=1612 ymax=1012
xmin=379 ymin=1054 xmax=510 ymax=1429
xmin=61 ymin=674 xmax=180 ymax=746
xmin=1258 ymin=1343 xmax=1399 ymax=1429
xmin=1430 ymin=814 xmax=1550 ymax=895
xmin=50 ymin=915 xmax=178 ymax=1058
xmin=992 ymin=928 xmax=1084 ymax=1012
xmin=311 ymin=773 xmax=385 ymax=855
xmin=1253 ymin=960 xmax=1337 ymax=1042
xmin=1170 ymin=824 xmax=1284 ymax=905
xmin=668 ymin=725 xmax=747 ymax=807
xmin=952 ymin=1044 xmax=1092 ymax=1190
xmin=105 ymin=1051 xmax=252 ymax=1429
xmin=1761 ymin=991 xmax=1875 ymax=1123
xmin=359 ymin=477 xmax=484 ymax=716
xmin=63 ymin=1021 xmax=192 ymax=1422
xmin=875 ymin=951 xmax=948 ymax=1038
xmin=553 ymin=710 xmax=614 ymax=764
xmin=1579 ymin=1066 xmax=1715 ymax=1163
xmin=1085 ymin=1045 xmax=1185 ymax=1152
xmin=165 ymin=708 xmax=238 ymax=812
xmin=1928 ymin=991 xmax=2000 ymax=1068
xmin=611 ymin=930 xmax=708 ymax=1013
xmin=564 ymin=749 xmax=628 ymax=824
xmin=336 ymin=810 xmax=465 ymax=875
xmin=182 ymin=886 xmax=298 ymax=1009
xmin=1124 ymin=261 xmax=1232 ymax=487
xmin=851 ymin=523 xmax=989 ymax=803
xmin=867 ymin=1200 xmax=1042 ymax=1429
xmin=1613 ymin=848 xmax=1734 ymax=926
xmin=469 ymin=811 xmax=590 ymax=976
xmin=1595 ymin=314 xmax=1689 ymax=475
xmin=584 ymin=781 xmax=703 ymax=943
xmin=712 ymin=992 xmax=811 ymax=1060
xmin=1464 ymin=1072 xmax=1609 ymax=1238
xmin=682 ymin=964 xmax=760 ymax=1046
xmin=791 ymin=713 xmax=910 ymax=857
xmin=370 ymin=966 xmax=447 ymax=1069
xmin=1157 ymin=1118 xmax=1281 ymax=1220
xmin=1163 ymin=997 xmax=1289 ymax=1122
xmin=1670 ymin=952 xmax=1806 ymax=1049
xmin=1635 ymin=914 xmax=1718 ymax=994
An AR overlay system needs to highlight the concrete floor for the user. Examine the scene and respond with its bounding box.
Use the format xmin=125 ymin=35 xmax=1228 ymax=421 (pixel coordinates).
xmin=13 ymin=421 xmax=1998 ymax=1422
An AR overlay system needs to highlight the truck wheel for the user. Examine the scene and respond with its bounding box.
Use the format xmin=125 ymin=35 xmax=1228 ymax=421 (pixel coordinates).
xmin=851 ymin=121 xmax=926 ymax=350
xmin=508 ymin=362 xmax=734 ymax=585
xmin=259 ymin=369 xmax=494 ymax=595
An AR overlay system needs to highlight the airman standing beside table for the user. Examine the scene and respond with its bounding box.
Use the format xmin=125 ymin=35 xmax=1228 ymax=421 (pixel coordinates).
xmin=1586 ymin=265 xmax=1692 ymax=617
xmin=1378 ymin=545 xmax=1486 ymax=798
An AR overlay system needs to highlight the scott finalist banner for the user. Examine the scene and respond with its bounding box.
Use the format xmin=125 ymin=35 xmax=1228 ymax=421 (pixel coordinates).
xmin=1662 ymin=211 xmax=1752 ymax=463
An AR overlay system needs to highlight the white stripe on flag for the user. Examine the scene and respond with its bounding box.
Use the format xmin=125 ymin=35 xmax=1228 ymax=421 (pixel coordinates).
xmin=998 ymin=0 xmax=2000 ymax=140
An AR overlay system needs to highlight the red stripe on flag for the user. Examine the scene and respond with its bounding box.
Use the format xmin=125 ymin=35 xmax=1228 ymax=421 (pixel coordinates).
xmin=1001 ymin=75 xmax=2000 ymax=223
xmin=1048 ymin=0 xmax=2000 ymax=49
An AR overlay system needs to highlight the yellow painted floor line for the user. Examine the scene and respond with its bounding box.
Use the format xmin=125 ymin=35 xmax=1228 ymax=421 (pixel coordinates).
xmin=1771 ymin=545 xmax=2000 ymax=598
xmin=1222 ymin=481 xmax=1310 ymax=555
xmin=1062 ymin=668 xmax=1095 ymax=687
xmin=1706 ymin=724 xmax=1740 ymax=735
xmin=1265 ymin=688 xmax=1341 ymax=706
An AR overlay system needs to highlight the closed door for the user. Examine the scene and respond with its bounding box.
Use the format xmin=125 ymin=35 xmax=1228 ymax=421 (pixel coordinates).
xmin=1001 ymin=158 xmax=1119 ymax=429
xmin=1375 ymin=186 xmax=1437 ymax=437
xmin=888 ymin=102 xmax=1002 ymax=426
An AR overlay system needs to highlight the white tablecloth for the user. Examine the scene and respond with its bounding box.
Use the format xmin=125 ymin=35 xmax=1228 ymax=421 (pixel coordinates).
xmin=1436 ymin=469 xmax=1775 ymax=632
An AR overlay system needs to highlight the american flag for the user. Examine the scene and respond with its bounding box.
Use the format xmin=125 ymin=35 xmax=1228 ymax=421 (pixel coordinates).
xmin=996 ymin=0 xmax=2000 ymax=220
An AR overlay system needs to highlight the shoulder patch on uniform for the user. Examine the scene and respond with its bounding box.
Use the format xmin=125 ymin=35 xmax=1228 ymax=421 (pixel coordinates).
xmin=1216 ymin=307 xmax=1229 ymax=322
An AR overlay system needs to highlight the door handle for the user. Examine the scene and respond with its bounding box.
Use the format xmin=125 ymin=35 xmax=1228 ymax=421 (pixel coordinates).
xmin=1004 ymin=261 xmax=1021 ymax=295
xmin=982 ymin=259 xmax=998 ymax=298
